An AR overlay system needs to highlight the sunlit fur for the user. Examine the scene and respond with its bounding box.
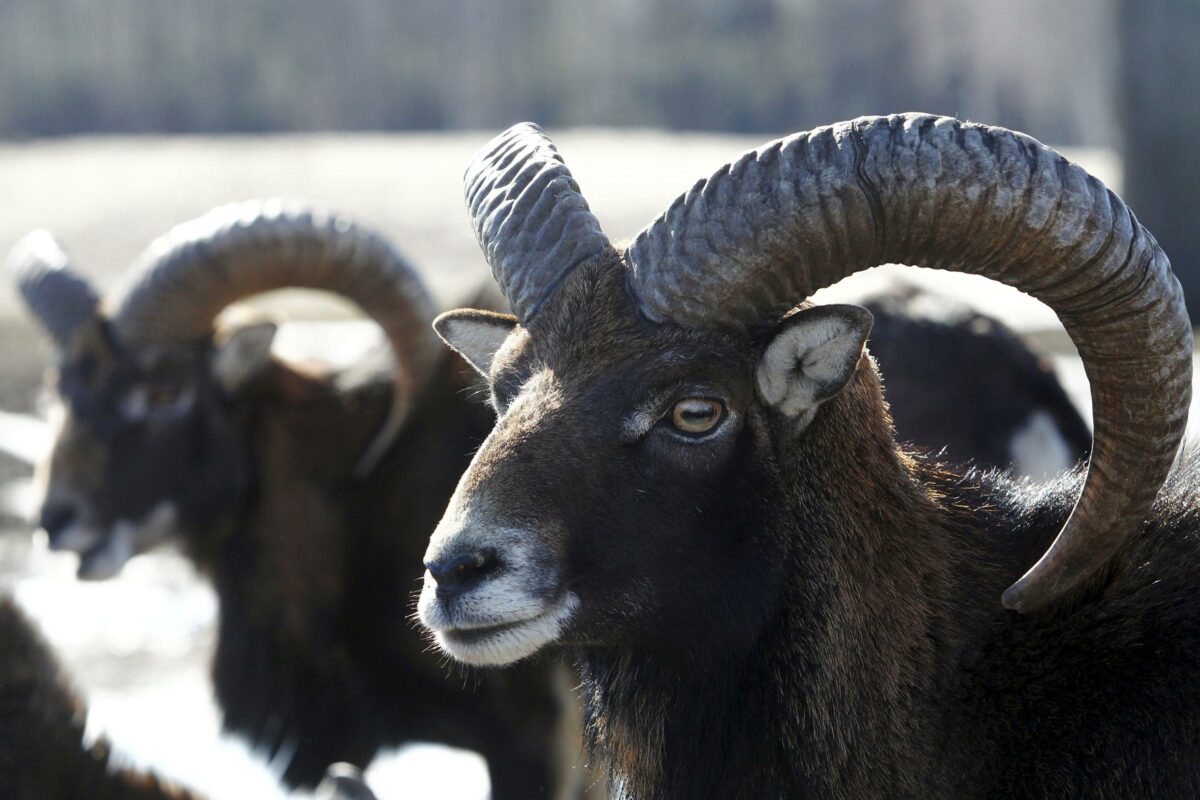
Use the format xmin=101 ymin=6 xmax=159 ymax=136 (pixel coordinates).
xmin=0 ymin=596 xmax=203 ymax=800
xmin=423 ymin=256 xmax=1200 ymax=799
xmin=33 ymin=302 xmax=583 ymax=795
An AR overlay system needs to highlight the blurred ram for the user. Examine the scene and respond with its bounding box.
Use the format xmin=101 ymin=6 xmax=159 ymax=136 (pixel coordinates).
xmin=858 ymin=283 xmax=1090 ymax=478
xmin=6 ymin=202 xmax=583 ymax=796
xmin=0 ymin=595 xmax=377 ymax=799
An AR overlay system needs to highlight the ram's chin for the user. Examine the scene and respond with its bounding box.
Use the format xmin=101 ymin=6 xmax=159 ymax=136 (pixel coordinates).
xmin=68 ymin=502 xmax=179 ymax=581
xmin=76 ymin=538 xmax=132 ymax=581
xmin=433 ymin=593 xmax=579 ymax=666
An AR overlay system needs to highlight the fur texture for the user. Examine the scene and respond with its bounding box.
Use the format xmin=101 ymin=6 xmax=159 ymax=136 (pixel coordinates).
xmin=204 ymin=350 xmax=577 ymax=791
xmin=34 ymin=305 xmax=586 ymax=795
xmin=421 ymin=260 xmax=1200 ymax=799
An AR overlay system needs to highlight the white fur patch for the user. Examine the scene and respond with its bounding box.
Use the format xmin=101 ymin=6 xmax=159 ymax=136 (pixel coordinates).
xmin=432 ymin=592 xmax=580 ymax=667
xmin=1009 ymin=410 xmax=1074 ymax=481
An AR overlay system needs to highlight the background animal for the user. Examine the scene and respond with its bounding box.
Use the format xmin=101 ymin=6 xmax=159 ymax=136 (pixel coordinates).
xmin=0 ymin=594 xmax=204 ymax=800
xmin=8 ymin=201 xmax=585 ymax=796
xmin=858 ymin=284 xmax=1090 ymax=478
xmin=417 ymin=114 xmax=1196 ymax=798
xmin=0 ymin=594 xmax=380 ymax=800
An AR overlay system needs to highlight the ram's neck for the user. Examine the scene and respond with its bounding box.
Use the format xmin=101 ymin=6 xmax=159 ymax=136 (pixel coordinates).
xmin=576 ymin=641 xmax=784 ymax=799
xmin=778 ymin=465 xmax=972 ymax=796
xmin=755 ymin=452 xmax=1068 ymax=797
xmin=575 ymin=482 xmax=973 ymax=799
xmin=575 ymin=366 xmax=1038 ymax=798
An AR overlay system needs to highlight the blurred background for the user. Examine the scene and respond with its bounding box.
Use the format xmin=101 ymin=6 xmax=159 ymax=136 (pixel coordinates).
xmin=0 ymin=0 xmax=1196 ymax=797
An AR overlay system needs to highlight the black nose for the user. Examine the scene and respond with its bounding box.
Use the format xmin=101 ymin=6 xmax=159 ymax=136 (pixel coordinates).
xmin=425 ymin=550 xmax=497 ymax=594
xmin=39 ymin=503 xmax=75 ymax=537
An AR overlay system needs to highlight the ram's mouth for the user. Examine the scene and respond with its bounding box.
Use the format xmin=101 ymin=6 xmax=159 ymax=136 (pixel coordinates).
xmin=58 ymin=502 xmax=179 ymax=581
xmin=76 ymin=534 xmax=134 ymax=581
xmin=441 ymin=619 xmax=528 ymax=645
xmin=40 ymin=521 xmax=123 ymax=580
xmin=430 ymin=592 xmax=580 ymax=667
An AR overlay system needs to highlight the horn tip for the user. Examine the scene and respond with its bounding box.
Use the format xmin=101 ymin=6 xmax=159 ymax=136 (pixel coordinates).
xmin=6 ymin=229 xmax=68 ymax=277
xmin=501 ymin=121 xmax=547 ymax=140
xmin=465 ymin=121 xmax=553 ymax=181
xmin=1001 ymin=558 xmax=1077 ymax=614
xmin=1000 ymin=580 xmax=1037 ymax=614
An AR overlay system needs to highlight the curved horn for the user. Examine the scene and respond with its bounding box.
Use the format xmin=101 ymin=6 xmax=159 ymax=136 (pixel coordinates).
xmin=625 ymin=113 xmax=1192 ymax=614
xmin=464 ymin=123 xmax=612 ymax=322
xmin=7 ymin=230 xmax=99 ymax=348
xmin=112 ymin=200 xmax=440 ymax=478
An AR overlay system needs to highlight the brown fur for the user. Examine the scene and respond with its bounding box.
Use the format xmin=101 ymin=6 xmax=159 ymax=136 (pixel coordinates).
xmin=36 ymin=301 xmax=588 ymax=794
xmin=425 ymin=257 xmax=1200 ymax=798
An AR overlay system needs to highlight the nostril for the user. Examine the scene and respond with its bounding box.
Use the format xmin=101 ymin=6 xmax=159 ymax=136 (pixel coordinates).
xmin=39 ymin=504 xmax=75 ymax=536
xmin=425 ymin=550 xmax=498 ymax=591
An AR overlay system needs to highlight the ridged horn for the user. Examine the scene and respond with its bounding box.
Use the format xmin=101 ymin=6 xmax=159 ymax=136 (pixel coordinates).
xmin=7 ymin=230 xmax=99 ymax=348
xmin=112 ymin=200 xmax=440 ymax=478
xmin=625 ymin=113 xmax=1192 ymax=613
xmin=464 ymin=123 xmax=612 ymax=323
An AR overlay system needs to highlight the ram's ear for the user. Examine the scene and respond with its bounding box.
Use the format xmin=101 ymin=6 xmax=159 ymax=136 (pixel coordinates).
xmin=434 ymin=309 xmax=517 ymax=377
xmin=756 ymin=304 xmax=873 ymax=423
xmin=211 ymin=322 xmax=277 ymax=395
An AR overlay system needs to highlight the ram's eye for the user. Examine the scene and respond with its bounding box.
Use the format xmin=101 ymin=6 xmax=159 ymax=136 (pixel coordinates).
xmin=120 ymin=382 xmax=194 ymax=421
xmin=670 ymin=398 xmax=723 ymax=435
xmin=146 ymin=384 xmax=182 ymax=408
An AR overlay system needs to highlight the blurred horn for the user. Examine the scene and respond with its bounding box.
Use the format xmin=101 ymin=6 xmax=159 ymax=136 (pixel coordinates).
xmin=112 ymin=200 xmax=441 ymax=478
xmin=7 ymin=230 xmax=99 ymax=348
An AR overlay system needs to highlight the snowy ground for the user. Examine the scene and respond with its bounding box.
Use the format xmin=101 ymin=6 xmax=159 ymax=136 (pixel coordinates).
xmin=0 ymin=131 xmax=1164 ymax=799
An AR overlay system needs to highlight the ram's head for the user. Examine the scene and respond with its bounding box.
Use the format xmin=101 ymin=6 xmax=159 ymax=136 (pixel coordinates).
xmin=418 ymin=115 xmax=1191 ymax=666
xmin=9 ymin=202 xmax=438 ymax=578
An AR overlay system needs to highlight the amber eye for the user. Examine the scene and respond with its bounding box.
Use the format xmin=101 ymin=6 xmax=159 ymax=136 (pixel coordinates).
xmin=120 ymin=382 xmax=194 ymax=421
xmin=146 ymin=384 xmax=182 ymax=408
xmin=670 ymin=398 xmax=723 ymax=436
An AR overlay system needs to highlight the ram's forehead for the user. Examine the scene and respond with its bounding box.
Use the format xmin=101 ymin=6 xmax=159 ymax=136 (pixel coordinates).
xmin=516 ymin=260 xmax=748 ymax=377
xmin=495 ymin=332 xmax=748 ymax=421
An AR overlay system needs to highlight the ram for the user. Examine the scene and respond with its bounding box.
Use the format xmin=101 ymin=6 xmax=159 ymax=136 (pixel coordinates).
xmin=418 ymin=114 xmax=1198 ymax=798
xmin=8 ymin=201 xmax=581 ymax=796
xmin=0 ymin=595 xmax=376 ymax=800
